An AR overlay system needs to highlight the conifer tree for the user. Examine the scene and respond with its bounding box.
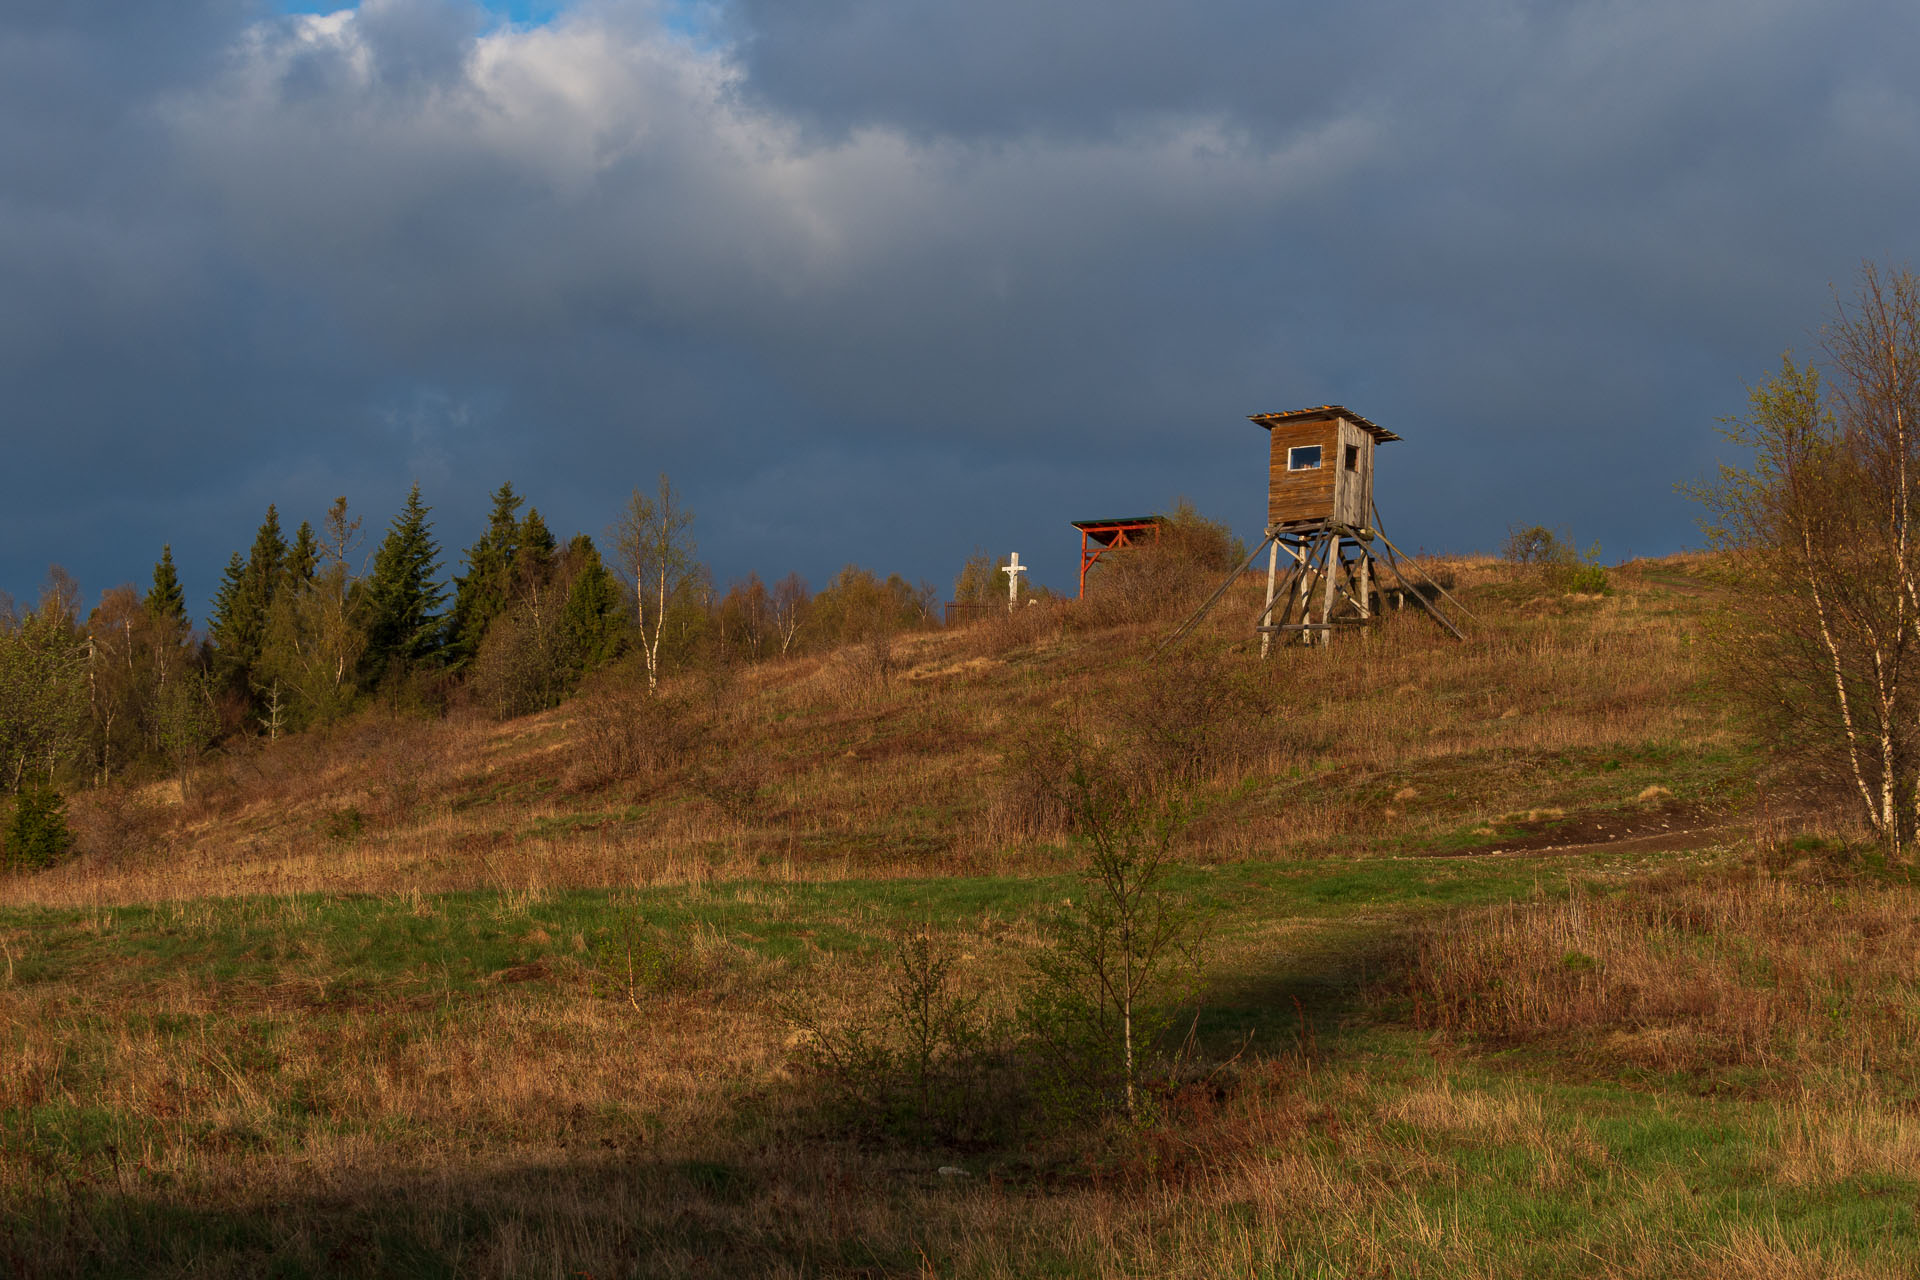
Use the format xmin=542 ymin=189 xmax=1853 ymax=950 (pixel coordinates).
xmin=244 ymin=505 xmax=289 ymax=608
xmin=560 ymin=535 xmax=624 ymax=675
xmin=360 ymin=483 xmax=446 ymax=682
xmin=144 ymin=546 xmax=189 ymax=632
xmin=4 ymin=783 xmax=73 ymax=871
xmin=287 ymin=521 xmax=319 ymax=589
xmin=518 ymin=507 xmax=557 ymax=589
xmin=446 ymin=482 xmax=524 ymax=666
xmin=205 ymin=551 xmax=250 ymax=689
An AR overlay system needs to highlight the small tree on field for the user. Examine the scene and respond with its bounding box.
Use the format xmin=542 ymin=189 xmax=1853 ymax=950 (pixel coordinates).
xmin=1021 ymin=734 xmax=1206 ymax=1123
xmin=1691 ymin=263 xmax=1920 ymax=856
xmin=770 ymin=572 xmax=810 ymax=656
xmin=612 ymin=474 xmax=698 ymax=694
xmin=5 ymin=784 xmax=73 ymax=872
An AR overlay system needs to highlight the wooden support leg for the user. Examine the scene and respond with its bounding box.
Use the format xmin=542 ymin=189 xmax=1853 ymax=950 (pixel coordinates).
xmin=1259 ymin=537 xmax=1280 ymax=659
xmin=1320 ymin=534 xmax=1341 ymax=646
xmin=1295 ymin=541 xmax=1317 ymax=644
xmin=1358 ymin=552 xmax=1372 ymax=623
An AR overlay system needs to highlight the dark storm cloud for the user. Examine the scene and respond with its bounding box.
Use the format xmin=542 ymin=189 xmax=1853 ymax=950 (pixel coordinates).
xmin=4 ymin=0 xmax=1919 ymax=612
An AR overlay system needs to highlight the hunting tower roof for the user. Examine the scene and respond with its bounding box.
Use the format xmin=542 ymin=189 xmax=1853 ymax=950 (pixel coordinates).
xmin=1248 ymin=405 xmax=1401 ymax=444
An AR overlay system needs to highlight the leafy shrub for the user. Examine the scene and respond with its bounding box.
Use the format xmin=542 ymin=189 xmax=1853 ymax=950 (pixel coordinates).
xmin=592 ymin=916 xmax=695 ymax=1002
xmin=322 ymin=806 xmax=365 ymax=844
xmin=790 ymin=927 xmax=1004 ymax=1144
xmin=5 ymin=785 xmax=74 ymax=872
xmin=1504 ymin=524 xmax=1610 ymax=594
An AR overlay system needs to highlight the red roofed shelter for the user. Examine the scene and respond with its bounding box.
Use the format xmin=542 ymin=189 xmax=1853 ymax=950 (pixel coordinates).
xmin=1070 ymin=517 xmax=1160 ymax=597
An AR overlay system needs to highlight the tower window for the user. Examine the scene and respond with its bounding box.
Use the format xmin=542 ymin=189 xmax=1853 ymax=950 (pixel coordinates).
xmin=1345 ymin=444 xmax=1360 ymax=471
xmin=1288 ymin=445 xmax=1322 ymax=471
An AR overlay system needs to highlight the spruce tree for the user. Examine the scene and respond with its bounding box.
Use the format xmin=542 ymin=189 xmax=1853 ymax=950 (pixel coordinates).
xmin=519 ymin=507 xmax=558 ymax=586
xmin=446 ymin=482 xmax=525 ymax=666
xmin=244 ymin=505 xmax=289 ymax=608
xmin=287 ymin=521 xmax=319 ymax=589
xmin=145 ymin=545 xmax=189 ymax=632
xmin=5 ymin=784 xmax=73 ymax=871
xmin=206 ymin=551 xmax=251 ymax=689
xmin=560 ymin=535 xmax=624 ymax=675
xmin=208 ymin=507 xmax=293 ymax=700
xmin=361 ymin=483 xmax=446 ymax=682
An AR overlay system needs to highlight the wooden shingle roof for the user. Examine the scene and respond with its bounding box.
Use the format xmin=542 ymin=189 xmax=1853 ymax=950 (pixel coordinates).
xmin=1248 ymin=405 xmax=1401 ymax=444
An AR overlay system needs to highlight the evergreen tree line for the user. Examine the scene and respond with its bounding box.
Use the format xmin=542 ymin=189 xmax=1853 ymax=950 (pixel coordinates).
xmin=0 ymin=475 xmax=949 ymax=837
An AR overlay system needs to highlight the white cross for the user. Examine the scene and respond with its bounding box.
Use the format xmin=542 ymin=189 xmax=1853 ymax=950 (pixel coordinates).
xmin=1004 ymin=552 xmax=1027 ymax=611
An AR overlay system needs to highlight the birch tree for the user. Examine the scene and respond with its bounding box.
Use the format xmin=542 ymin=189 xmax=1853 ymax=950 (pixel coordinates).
xmin=612 ymin=474 xmax=697 ymax=694
xmin=1694 ymin=264 xmax=1920 ymax=856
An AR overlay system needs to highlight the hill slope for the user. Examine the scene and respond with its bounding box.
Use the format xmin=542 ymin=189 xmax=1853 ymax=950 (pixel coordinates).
xmin=13 ymin=555 xmax=1916 ymax=1279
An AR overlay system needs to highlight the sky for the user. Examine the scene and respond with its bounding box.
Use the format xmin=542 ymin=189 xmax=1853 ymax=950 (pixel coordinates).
xmin=5 ymin=0 xmax=1920 ymax=613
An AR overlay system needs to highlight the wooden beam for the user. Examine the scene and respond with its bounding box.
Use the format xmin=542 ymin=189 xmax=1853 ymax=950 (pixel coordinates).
xmin=1155 ymin=533 xmax=1276 ymax=656
xmin=1373 ymin=549 xmax=1465 ymax=641
xmin=1371 ymin=501 xmax=1480 ymax=623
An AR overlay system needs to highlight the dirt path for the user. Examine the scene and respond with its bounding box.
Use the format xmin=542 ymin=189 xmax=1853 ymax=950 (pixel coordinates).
xmin=1414 ymin=799 xmax=1746 ymax=860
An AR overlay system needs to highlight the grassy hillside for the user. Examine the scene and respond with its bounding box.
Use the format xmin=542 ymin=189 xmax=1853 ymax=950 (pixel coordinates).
xmin=5 ymin=554 xmax=1917 ymax=1278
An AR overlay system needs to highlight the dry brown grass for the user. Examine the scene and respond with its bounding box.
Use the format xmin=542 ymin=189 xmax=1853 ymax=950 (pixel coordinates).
xmin=1411 ymin=861 xmax=1920 ymax=1082
xmin=2 ymin=556 xmax=1732 ymax=908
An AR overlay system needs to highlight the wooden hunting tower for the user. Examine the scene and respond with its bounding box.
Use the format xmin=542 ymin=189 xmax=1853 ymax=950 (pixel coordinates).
xmin=1252 ymin=405 xmax=1400 ymax=531
xmin=1159 ymin=403 xmax=1468 ymax=654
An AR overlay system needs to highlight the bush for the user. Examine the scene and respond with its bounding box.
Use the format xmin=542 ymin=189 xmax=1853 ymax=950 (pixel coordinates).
xmin=5 ymin=784 xmax=74 ymax=872
xmin=1075 ymin=499 xmax=1247 ymax=628
xmin=1504 ymin=524 xmax=1610 ymax=594
xmin=569 ymin=667 xmax=701 ymax=787
xmin=790 ymin=926 xmax=1003 ymax=1145
xmin=1108 ymin=655 xmax=1272 ymax=789
xmin=68 ymin=786 xmax=168 ymax=866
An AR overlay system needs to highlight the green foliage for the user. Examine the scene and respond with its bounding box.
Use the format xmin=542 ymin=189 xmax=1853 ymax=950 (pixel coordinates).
xmin=255 ymin=500 xmax=368 ymax=732
xmin=0 ymin=596 xmax=89 ymax=792
xmin=1020 ymin=740 xmax=1207 ymax=1125
xmin=154 ymin=668 xmax=217 ymax=801
xmin=1504 ymin=524 xmax=1610 ymax=593
xmin=5 ymin=783 xmax=73 ymax=872
xmin=518 ymin=507 xmax=557 ymax=574
xmin=287 ymin=521 xmax=319 ymax=589
xmin=809 ymin=565 xmax=932 ymax=647
xmin=790 ymin=926 xmax=999 ymax=1144
xmin=1685 ymin=267 xmax=1920 ymax=851
xmin=143 ymin=545 xmax=189 ymax=633
xmin=560 ymin=536 xmax=624 ymax=675
xmin=468 ymin=533 xmax=627 ymax=719
xmin=207 ymin=506 xmax=299 ymax=702
xmin=360 ymin=484 xmax=447 ymax=683
xmin=714 ymin=572 xmax=773 ymax=663
xmin=592 ymin=915 xmax=694 ymax=1000
xmin=952 ymin=548 xmax=1003 ymax=607
xmin=204 ymin=551 xmax=246 ymax=669
xmin=321 ymin=806 xmax=365 ymax=845
xmin=447 ymin=483 xmax=527 ymax=667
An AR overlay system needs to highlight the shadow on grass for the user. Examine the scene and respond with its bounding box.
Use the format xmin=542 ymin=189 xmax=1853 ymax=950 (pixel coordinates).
xmin=1195 ymin=924 xmax=1414 ymax=1059
xmin=1 ymin=1153 xmax=916 ymax=1280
